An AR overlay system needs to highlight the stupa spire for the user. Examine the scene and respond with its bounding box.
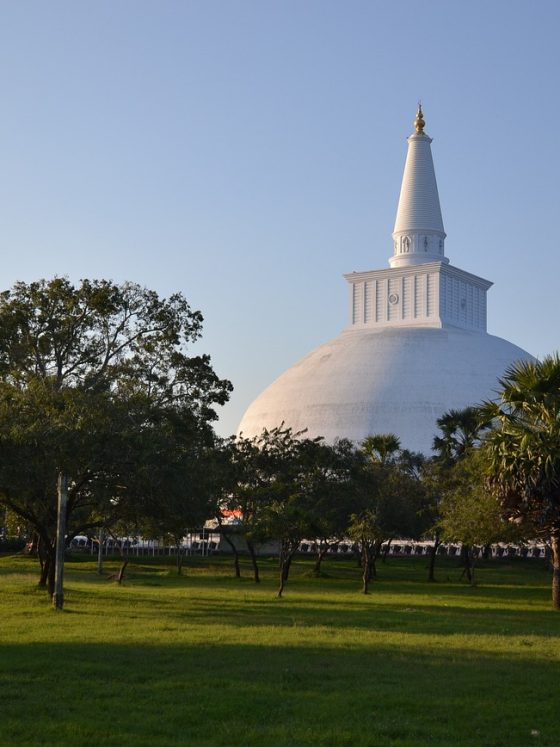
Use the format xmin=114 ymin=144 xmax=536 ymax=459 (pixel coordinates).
xmin=390 ymin=105 xmax=447 ymax=268
xmin=414 ymin=102 xmax=425 ymax=133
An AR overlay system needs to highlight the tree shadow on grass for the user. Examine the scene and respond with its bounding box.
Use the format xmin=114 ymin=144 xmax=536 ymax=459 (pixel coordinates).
xmin=167 ymin=592 xmax=560 ymax=639
xmin=0 ymin=639 xmax=558 ymax=747
xmin=45 ymin=564 xmax=557 ymax=640
xmin=84 ymin=570 xmax=557 ymax=639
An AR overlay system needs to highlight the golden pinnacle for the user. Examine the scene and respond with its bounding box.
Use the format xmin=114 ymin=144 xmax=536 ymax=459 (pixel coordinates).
xmin=414 ymin=103 xmax=425 ymax=133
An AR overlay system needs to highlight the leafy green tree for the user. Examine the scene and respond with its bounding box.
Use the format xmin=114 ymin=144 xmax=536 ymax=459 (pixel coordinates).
xmin=125 ymin=426 xmax=222 ymax=576
xmin=225 ymin=427 xmax=358 ymax=596
xmin=0 ymin=278 xmax=231 ymax=595
xmin=349 ymin=435 xmax=427 ymax=590
xmin=206 ymin=437 xmax=246 ymax=578
xmin=220 ymin=432 xmax=278 ymax=583
xmin=481 ymin=354 xmax=560 ymax=608
xmin=419 ymin=459 xmax=447 ymax=581
xmin=347 ymin=509 xmax=380 ymax=594
xmin=267 ymin=435 xmax=364 ymax=597
xmin=429 ymin=407 xmax=490 ymax=581
xmin=302 ymin=438 xmax=361 ymax=575
xmin=439 ymin=448 xmax=524 ymax=584
xmin=246 ymin=427 xmax=324 ymax=598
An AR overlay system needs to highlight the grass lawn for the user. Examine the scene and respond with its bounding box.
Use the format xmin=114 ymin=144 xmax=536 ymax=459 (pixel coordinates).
xmin=0 ymin=551 xmax=558 ymax=746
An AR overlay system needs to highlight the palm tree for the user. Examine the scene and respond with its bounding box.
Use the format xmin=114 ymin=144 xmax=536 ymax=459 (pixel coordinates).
xmin=481 ymin=354 xmax=560 ymax=609
xmin=433 ymin=406 xmax=488 ymax=465
xmin=361 ymin=433 xmax=401 ymax=466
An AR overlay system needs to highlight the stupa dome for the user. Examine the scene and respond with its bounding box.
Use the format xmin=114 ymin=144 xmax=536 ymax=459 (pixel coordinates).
xmin=238 ymin=327 xmax=532 ymax=454
xmin=237 ymin=107 xmax=534 ymax=454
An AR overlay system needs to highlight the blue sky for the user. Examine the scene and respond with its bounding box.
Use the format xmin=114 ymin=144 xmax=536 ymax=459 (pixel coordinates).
xmin=0 ymin=1 xmax=558 ymax=436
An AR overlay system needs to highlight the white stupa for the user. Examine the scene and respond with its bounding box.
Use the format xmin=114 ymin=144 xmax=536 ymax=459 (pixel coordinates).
xmin=238 ymin=106 xmax=533 ymax=454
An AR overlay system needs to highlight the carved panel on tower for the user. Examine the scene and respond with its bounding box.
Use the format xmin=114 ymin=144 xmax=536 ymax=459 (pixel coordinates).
xmin=375 ymin=280 xmax=382 ymax=322
xmin=426 ymin=274 xmax=434 ymax=317
xmin=363 ymin=281 xmax=371 ymax=323
xmin=351 ymin=282 xmax=363 ymax=325
xmin=402 ymin=275 xmax=411 ymax=318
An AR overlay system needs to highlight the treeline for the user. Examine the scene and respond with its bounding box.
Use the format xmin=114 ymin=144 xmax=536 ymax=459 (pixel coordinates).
xmin=0 ymin=279 xmax=559 ymax=607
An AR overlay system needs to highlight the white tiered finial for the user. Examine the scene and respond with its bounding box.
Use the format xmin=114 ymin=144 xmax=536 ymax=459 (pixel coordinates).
xmin=390 ymin=105 xmax=448 ymax=268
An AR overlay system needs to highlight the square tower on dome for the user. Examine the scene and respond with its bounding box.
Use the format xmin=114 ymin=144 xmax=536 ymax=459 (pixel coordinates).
xmin=345 ymin=105 xmax=492 ymax=334
xmin=345 ymin=263 xmax=492 ymax=332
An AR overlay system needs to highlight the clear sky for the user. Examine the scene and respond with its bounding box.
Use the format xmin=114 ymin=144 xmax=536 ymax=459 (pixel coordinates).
xmin=0 ymin=0 xmax=558 ymax=436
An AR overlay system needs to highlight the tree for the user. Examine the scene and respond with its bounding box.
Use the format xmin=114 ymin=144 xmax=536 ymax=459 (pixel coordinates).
xmin=419 ymin=459 xmax=446 ymax=582
xmin=0 ymin=278 xmax=231 ymax=598
xmin=347 ymin=509 xmax=380 ymax=594
xmin=265 ymin=435 xmax=363 ymax=597
xmin=349 ymin=435 xmax=427 ymax=591
xmin=226 ymin=427 xmax=357 ymax=596
xmin=439 ymin=448 xmax=524 ymax=584
xmin=125 ymin=424 xmax=222 ymax=576
xmin=362 ymin=433 xmax=401 ymax=466
xmin=220 ymin=432 xmax=277 ymax=583
xmin=245 ymin=427 xmax=324 ymax=598
xmin=433 ymin=407 xmax=489 ymax=467
xmin=206 ymin=437 xmax=245 ymax=578
xmin=481 ymin=354 xmax=560 ymax=608
xmin=302 ymin=438 xmax=360 ymax=575
xmin=429 ymin=407 xmax=490 ymax=582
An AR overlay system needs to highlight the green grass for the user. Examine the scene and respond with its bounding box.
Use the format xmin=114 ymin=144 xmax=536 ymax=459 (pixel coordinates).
xmin=0 ymin=552 xmax=558 ymax=746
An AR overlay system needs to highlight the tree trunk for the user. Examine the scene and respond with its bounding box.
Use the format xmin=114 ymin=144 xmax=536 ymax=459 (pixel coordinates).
xmin=38 ymin=540 xmax=56 ymax=595
xmin=470 ymin=551 xmax=476 ymax=586
xmin=277 ymin=550 xmax=288 ymax=597
xmin=116 ymin=559 xmax=128 ymax=584
xmin=551 ymin=533 xmax=560 ymax=610
xmin=459 ymin=544 xmax=472 ymax=583
xmin=370 ymin=540 xmax=383 ymax=579
xmin=283 ymin=553 xmax=292 ymax=582
xmin=39 ymin=558 xmax=49 ymax=588
xmin=97 ymin=528 xmax=104 ymax=575
xmin=277 ymin=544 xmax=297 ymax=597
xmin=222 ymin=532 xmax=241 ymax=578
xmin=176 ymin=544 xmax=184 ymax=575
xmin=278 ymin=562 xmax=286 ymax=598
xmin=47 ymin=555 xmax=56 ymax=596
xmin=427 ymin=530 xmax=440 ymax=582
xmin=247 ymin=540 xmax=260 ymax=583
xmin=362 ymin=549 xmax=371 ymax=594
xmin=459 ymin=546 xmax=475 ymax=585
xmin=37 ymin=536 xmax=50 ymax=587
xmin=278 ymin=543 xmax=286 ymax=597
xmin=313 ymin=543 xmax=330 ymax=575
